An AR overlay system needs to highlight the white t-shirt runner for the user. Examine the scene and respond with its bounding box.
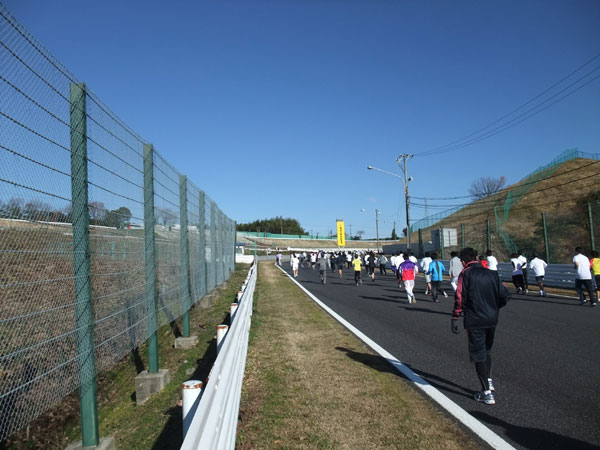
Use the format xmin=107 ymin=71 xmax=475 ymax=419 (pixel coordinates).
xmin=573 ymin=253 xmax=592 ymax=279
xmin=529 ymin=257 xmax=547 ymax=277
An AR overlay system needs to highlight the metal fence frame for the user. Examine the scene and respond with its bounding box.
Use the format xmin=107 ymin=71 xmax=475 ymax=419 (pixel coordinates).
xmin=0 ymin=4 xmax=235 ymax=445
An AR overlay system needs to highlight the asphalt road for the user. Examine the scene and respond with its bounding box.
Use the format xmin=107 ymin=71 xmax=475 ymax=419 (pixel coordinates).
xmin=279 ymin=262 xmax=600 ymax=450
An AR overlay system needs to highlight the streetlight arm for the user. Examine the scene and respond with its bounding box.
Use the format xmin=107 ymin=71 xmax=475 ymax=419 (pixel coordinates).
xmin=367 ymin=165 xmax=403 ymax=180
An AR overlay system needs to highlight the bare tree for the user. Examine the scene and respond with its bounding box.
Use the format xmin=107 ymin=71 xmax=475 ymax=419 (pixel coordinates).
xmin=469 ymin=176 xmax=506 ymax=200
xmin=89 ymin=201 xmax=107 ymax=222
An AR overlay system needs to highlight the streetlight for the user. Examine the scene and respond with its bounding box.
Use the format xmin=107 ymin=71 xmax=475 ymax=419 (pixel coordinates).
xmin=367 ymin=154 xmax=414 ymax=251
xmin=360 ymin=208 xmax=381 ymax=252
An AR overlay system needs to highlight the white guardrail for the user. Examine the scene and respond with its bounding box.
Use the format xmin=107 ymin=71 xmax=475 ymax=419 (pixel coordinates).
xmin=181 ymin=260 xmax=257 ymax=450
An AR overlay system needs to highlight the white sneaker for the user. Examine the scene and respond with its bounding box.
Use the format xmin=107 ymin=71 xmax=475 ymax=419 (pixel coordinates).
xmin=443 ymin=291 xmax=448 ymax=298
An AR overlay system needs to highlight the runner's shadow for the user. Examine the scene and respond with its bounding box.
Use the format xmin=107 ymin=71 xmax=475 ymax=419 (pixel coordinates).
xmin=510 ymin=296 xmax=580 ymax=307
xmin=359 ymin=295 xmax=403 ymax=304
xmin=400 ymin=307 xmax=453 ymax=316
xmin=335 ymin=346 xmax=401 ymax=376
xmin=335 ymin=347 xmax=475 ymax=399
xmin=403 ymin=364 xmax=475 ymax=399
xmin=470 ymin=411 xmax=598 ymax=450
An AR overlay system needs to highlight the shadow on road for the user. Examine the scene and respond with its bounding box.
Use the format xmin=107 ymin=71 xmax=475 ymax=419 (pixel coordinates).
xmin=359 ymin=295 xmax=404 ymax=303
xmin=335 ymin=347 xmax=476 ymax=400
xmin=403 ymin=364 xmax=475 ymax=399
xmin=510 ymin=296 xmax=580 ymax=307
xmin=470 ymin=411 xmax=599 ymax=450
xmin=400 ymin=306 xmax=453 ymax=316
xmin=335 ymin=346 xmax=402 ymax=377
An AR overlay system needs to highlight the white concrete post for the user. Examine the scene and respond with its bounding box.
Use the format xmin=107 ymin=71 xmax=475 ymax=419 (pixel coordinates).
xmin=216 ymin=325 xmax=229 ymax=353
xmin=182 ymin=380 xmax=203 ymax=438
xmin=230 ymin=303 xmax=238 ymax=318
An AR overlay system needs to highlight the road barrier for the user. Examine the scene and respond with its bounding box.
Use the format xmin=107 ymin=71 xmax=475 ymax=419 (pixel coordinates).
xmin=181 ymin=260 xmax=257 ymax=449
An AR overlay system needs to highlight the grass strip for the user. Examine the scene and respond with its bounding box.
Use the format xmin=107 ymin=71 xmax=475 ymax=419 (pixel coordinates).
xmin=2 ymin=264 xmax=250 ymax=450
xmin=237 ymin=262 xmax=484 ymax=450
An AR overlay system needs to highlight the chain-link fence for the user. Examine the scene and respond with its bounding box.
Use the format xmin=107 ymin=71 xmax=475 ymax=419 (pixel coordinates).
xmin=410 ymin=158 xmax=599 ymax=263
xmin=0 ymin=4 xmax=236 ymax=444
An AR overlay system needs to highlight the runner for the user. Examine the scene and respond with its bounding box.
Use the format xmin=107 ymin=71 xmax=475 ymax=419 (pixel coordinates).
xmin=591 ymin=250 xmax=600 ymax=300
xmin=420 ymin=252 xmax=433 ymax=295
xmin=352 ymin=253 xmax=363 ymax=286
xmin=399 ymin=251 xmax=419 ymax=303
xmin=528 ymin=253 xmax=548 ymax=297
xmin=337 ymin=252 xmax=346 ymax=279
xmin=290 ymin=252 xmax=299 ymax=278
xmin=573 ymin=247 xmax=597 ymax=306
xmin=451 ymin=247 xmax=511 ymax=405
xmin=518 ymin=250 xmax=529 ymax=293
xmin=486 ymin=249 xmax=498 ymax=271
xmin=510 ymin=253 xmax=525 ymax=294
xmin=449 ymin=251 xmax=462 ymax=292
xmin=427 ymin=252 xmax=448 ymax=302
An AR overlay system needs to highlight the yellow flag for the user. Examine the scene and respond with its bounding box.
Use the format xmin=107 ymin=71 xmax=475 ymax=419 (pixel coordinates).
xmin=336 ymin=221 xmax=346 ymax=247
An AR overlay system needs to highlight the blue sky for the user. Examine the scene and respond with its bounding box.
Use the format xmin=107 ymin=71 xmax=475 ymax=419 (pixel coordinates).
xmin=3 ymin=0 xmax=600 ymax=237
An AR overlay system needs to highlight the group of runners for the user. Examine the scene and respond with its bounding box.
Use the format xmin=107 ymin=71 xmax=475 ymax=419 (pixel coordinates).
xmin=282 ymin=246 xmax=600 ymax=305
xmin=281 ymin=245 xmax=597 ymax=406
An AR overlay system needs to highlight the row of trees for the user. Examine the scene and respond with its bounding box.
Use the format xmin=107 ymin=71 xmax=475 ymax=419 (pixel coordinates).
xmin=0 ymin=198 xmax=132 ymax=228
xmin=236 ymin=216 xmax=306 ymax=235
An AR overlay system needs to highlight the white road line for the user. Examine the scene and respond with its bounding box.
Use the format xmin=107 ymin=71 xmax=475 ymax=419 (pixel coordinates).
xmin=275 ymin=264 xmax=515 ymax=450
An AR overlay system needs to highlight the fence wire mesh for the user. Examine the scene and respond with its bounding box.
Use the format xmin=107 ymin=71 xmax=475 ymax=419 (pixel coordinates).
xmin=0 ymin=4 xmax=235 ymax=442
xmin=411 ymin=157 xmax=600 ymax=264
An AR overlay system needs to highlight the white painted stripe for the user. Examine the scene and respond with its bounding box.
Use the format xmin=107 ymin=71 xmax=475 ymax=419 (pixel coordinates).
xmin=275 ymin=264 xmax=515 ymax=450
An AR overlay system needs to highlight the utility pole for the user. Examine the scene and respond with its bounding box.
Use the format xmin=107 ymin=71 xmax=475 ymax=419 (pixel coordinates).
xmin=375 ymin=209 xmax=380 ymax=252
xmin=397 ymin=153 xmax=414 ymax=252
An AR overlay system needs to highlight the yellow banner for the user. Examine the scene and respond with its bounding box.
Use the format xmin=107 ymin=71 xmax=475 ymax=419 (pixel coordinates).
xmin=336 ymin=221 xmax=346 ymax=247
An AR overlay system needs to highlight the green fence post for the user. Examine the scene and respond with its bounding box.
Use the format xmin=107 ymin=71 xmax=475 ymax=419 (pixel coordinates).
xmin=70 ymin=82 xmax=99 ymax=447
xmin=486 ymin=218 xmax=491 ymax=251
xmin=542 ymin=212 xmax=550 ymax=263
xmin=589 ymin=202 xmax=596 ymax=251
xmin=198 ymin=190 xmax=207 ymax=297
xmin=440 ymin=227 xmax=445 ymax=260
xmin=418 ymin=228 xmax=424 ymax=258
xmin=179 ymin=176 xmax=191 ymax=337
xmin=461 ymin=223 xmax=465 ymax=249
xmin=143 ymin=144 xmax=159 ymax=373
xmin=217 ymin=209 xmax=223 ymax=284
xmin=233 ymin=221 xmax=237 ymax=274
xmin=211 ymin=201 xmax=217 ymax=288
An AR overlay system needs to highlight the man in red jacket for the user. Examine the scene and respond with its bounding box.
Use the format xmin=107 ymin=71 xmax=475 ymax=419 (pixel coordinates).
xmin=452 ymin=247 xmax=511 ymax=405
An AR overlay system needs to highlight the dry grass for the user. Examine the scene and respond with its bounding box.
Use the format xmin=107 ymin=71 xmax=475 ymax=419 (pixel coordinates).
xmin=237 ymin=263 xmax=483 ymax=450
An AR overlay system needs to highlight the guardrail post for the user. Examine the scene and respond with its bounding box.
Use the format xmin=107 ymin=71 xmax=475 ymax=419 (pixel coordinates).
xmin=588 ymin=202 xmax=595 ymax=251
xmin=180 ymin=176 xmax=192 ymax=337
xmin=70 ymin=82 xmax=99 ymax=447
xmin=542 ymin=212 xmax=550 ymax=263
xmin=216 ymin=325 xmax=229 ymax=353
xmin=182 ymin=380 xmax=203 ymax=438
xmin=143 ymin=144 xmax=159 ymax=373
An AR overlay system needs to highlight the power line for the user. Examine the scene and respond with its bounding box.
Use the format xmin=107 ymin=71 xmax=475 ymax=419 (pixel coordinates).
xmin=411 ymin=166 xmax=600 ymax=223
xmin=415 ymin=52 xmax=600 ymax=157
xmin=411 ymin=158 xmax=600 ymax=205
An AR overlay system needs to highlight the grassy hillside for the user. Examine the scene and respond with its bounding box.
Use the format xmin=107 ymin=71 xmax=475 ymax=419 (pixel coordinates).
xmin=415 ymin=157 xmax=600 ymax=263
